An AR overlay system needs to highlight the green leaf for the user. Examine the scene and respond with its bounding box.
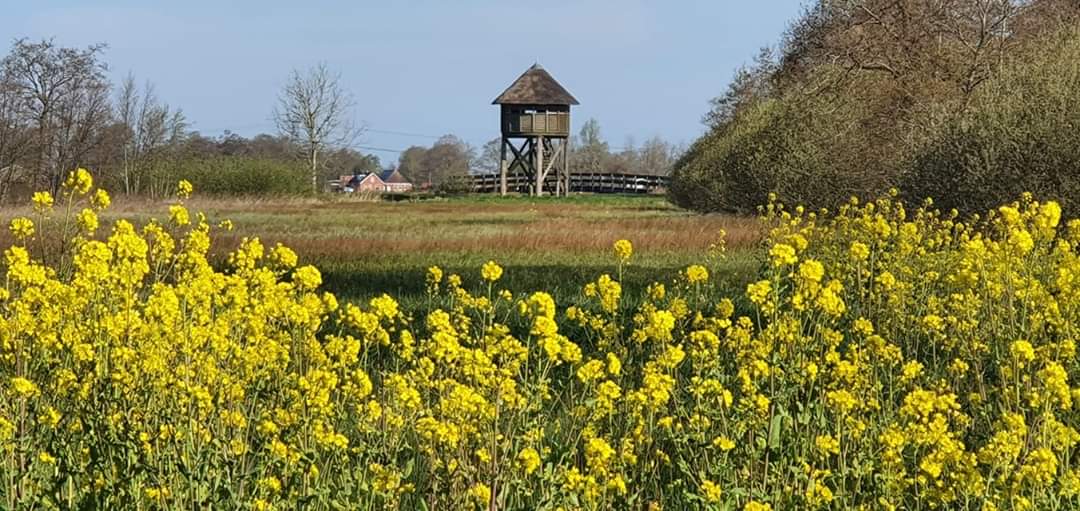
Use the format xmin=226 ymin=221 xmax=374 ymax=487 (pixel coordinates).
xmin=768 ymin=413 xmax=784 ymax=450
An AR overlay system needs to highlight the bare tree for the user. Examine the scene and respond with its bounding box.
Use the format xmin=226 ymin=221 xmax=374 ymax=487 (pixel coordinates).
xmin=572 ymin=118 xmax=609 ymax=174
xmin=1 ymin=38 xmax=112 ymax=194
xmin=116 ymin=74 xmax=187 ymax=195
xmin=0 ymin=70 xmax=32 ymax=202
xmin=639 ymin=136 xmax=675 ymax=176
xmin=777 ymin=0 xmax=1027 ymax=105
xmin=475 ymin=137 xmax=501 ymax=175
xmin=273 ymin=63 xmax=358 ymax=193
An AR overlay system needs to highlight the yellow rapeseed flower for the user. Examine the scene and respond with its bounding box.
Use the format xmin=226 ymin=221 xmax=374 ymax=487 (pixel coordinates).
xmin=685 ymin=264 xmax=709 ymax=284
xmin=613 ymin=239 xmax=633 ymax=262
xmin=517 ymin=447 xmax=541 ymax=475
xmin=481 ymin=260 xmax=503 ymax=282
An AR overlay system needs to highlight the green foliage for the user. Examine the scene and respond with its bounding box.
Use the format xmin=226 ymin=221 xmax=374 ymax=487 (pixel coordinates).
xmin=672 ymin=3 xmax=1080 ymax=216
xmin=168 ymin=156 xmax=309 ymax=196
xmin=670 ymin=70 xmax=902 ymax=213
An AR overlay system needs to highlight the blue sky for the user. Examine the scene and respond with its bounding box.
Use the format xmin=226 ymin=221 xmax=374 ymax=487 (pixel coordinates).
xmin=3 ymin=0 xmax=804 ymax=162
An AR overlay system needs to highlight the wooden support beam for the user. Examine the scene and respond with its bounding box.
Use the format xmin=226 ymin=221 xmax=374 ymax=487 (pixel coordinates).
xmin=499 ymin=137 xmax=508 ymax=196
xmin=564 ymin=137 xmax=571 ymax=195
xmin=535 ymin=136 xmax=544 ymax=196
xmin=540 ymin=141 xmax=563 ymax=181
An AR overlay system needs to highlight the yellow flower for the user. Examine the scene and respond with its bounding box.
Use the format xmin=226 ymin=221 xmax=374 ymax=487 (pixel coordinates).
xmin=826 ymin=389 xmax=857 ymax=414
xmin=258 ymin=476 xmax=282 ymax=494
xmin=744 ymin=501 xmax=772 ymax=511
xmin=269 ymin=243 xmax=299 ymax=270
xmin=712 ymin=436 xmax=735 ymax=451
xmin=849 ymin=241 xmax=870 ymax=261
xmin=613 ymin=239 xmax=633 ymax=262
xmin=798 ymin=259 xmax=825 ymax=282
xmin=468 ymin=482 xmax=491 ymax=506
xmin=64 ymin=167 xmax=93 ymax=195
xmin=38 ymin=451 xmax=56 ymax=465
xmin=815 ymin=434 xmax=840 ymax=456
xmin=9 ymin=217 xmax=34 ymax=240
xmin=177 ymin=179 xmax=194 ymax=199
xmin=769 ymin=243 xmax=797 ymax=266
xmin=92 ymin=188 xmax=111 ymax=210
xmin=293 ymin=265 xmax=322 ymax=290
xmin=32 ymin=191 xmax=54 ymax=213
xmin=481 ymin=260 xmax=503 ymax=282
xmin=77 ymin=208 xmax=99 ymax=235
xmin=517 ymin=447 xmax=541 ymax=475
xmin=805 ymin=478 xmax=834 ymax=508
xmin=585 ymin=437 xmax=616 ymax=476
xmin=685 ymin=264 xmax=709 ymax=284
xmin=169 ymin=204 xmax=190 ymax=226
xmin=606 ymin=352 xmax=622 ymax=376
xmin=11 ymin=377 xmax=39 ymax=397
xmin=700 ymin=479 xmax=722 ymax=503
xmin=747 ymin=279 xmax=772 ymax=305
xmin=1010 ymin=339 xmax=1035 ymax=364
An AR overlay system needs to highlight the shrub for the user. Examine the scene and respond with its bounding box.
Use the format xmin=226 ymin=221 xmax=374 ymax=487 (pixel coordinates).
xmin=903 ymin=28 xmax=1080 ymax=217
xmin=165 ymin=156 xmax=310 ymax=196
xmin=669 ymin=70 xmax=905 ymax=214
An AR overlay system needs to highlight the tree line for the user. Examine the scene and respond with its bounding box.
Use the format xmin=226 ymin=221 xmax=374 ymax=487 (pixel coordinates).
xmin=0 ymin=37 xmax=683 ymax=200
xmin=394 ymin=118 xmax=681 ymax=192
xmin=0 ymin=38 xmax=380 ymax=200
xmin=670 ymin=0 xmax=1080 ymax=216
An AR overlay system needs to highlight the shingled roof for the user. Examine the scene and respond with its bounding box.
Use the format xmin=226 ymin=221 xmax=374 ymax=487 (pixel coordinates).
xmin=380 ymin=169 xmax=410 ymax=184
xmin=492 ymin=64 xmax=579 ymax=106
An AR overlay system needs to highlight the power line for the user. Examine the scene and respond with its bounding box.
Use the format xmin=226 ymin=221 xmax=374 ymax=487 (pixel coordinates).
xmin=355 ymin=145 xmax=408 ymax=154
xmin=364 ymin=128 xmax=442 ymax=139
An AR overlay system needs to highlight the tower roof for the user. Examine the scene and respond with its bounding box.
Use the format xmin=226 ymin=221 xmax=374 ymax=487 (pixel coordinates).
xmin=492 ymin=64 xmax=579 ymax=106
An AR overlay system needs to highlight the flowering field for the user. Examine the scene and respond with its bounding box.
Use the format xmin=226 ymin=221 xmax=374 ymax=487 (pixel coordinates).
xmin=4 ymin=171 xmax=1080 ymax=510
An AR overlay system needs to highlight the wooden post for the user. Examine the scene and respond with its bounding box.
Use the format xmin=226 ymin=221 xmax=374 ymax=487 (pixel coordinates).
xmin=499 ymin=138 xmax=508 ymax=196
xmin=535 ymin=135 xmax=544 ymax=197
xmin=563 ymin=137 xmax=571 ymax=196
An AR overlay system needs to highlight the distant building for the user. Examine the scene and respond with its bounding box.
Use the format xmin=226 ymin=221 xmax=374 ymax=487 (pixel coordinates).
xmin=379 ymin=169 xmax=414 ymax=193
xmin=332 ymin=170 xmax=414 ymax=193
xmin=336 ymin=173 xmax=386 ymax=193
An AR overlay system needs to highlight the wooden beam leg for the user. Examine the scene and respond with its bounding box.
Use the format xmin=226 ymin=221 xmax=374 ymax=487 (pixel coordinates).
xmin=535 ymin=136 xmax=544 ymax=197
xmin=564 ymin=138 xmax=571 ymax=195
xmin=499 ymin=138 xmax=508 ymax=196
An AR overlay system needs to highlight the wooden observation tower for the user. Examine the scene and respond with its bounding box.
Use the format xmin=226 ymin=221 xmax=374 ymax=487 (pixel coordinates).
xmin=493 ymin=64 xmax=578 ymax=196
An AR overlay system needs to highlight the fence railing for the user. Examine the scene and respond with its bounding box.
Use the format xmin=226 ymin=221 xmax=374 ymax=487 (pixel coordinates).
xmin=471 ymin=172 xmax=669 ymax=194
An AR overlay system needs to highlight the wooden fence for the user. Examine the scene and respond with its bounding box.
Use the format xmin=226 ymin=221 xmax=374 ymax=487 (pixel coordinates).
xmin=471 ymin=172 xmax=669 ymax=194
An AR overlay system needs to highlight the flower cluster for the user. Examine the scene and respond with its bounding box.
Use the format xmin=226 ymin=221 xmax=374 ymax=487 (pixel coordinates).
xmin=4 ymin=174 xmax=1080 ymax=510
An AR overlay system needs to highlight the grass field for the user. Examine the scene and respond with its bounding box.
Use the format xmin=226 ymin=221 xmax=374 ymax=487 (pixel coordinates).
xmin=101 ymin=193 xmax=762 ymax=307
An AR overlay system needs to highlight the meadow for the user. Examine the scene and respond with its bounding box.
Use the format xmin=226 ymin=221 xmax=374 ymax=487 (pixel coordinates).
xmin=5 ymin=173 xmax=1080 ymax=510
xmin=95 ymin=193 xmax=761 ymax=307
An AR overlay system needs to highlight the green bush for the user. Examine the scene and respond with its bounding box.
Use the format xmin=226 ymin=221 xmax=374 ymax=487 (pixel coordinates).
xmin=669 ymin=71 xmax=902 ymax=214
xmin=166 ymin=156 xmax=309 ymax=196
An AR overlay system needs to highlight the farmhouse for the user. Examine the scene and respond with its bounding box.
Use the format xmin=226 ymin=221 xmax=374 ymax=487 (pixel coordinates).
xmin=337 ymin=173 xmax=385 ymax=193
xmin=333 ymin=170 xmax=414 ymax=193
xmin=379 ymin=169 xmax=413 ymax=192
